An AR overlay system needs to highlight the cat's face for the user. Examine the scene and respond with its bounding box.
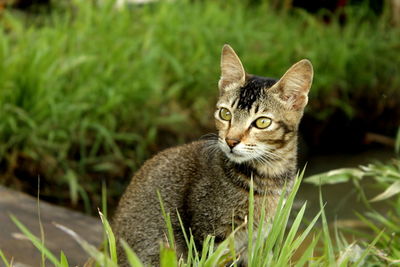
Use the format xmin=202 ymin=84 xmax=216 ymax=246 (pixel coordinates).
xmin=215 ymin=45 xmax=313 ymax=164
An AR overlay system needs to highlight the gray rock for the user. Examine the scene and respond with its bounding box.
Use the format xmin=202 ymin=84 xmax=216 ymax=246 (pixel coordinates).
xmin=0 ymin=186 xmax=103 ymax=267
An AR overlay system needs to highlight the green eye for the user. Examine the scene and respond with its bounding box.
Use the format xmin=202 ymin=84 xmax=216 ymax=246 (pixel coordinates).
xmin=254 ymin=117 xmax=272 ymax=129
xmin=219 ymin=108 xmax=232 ymax=121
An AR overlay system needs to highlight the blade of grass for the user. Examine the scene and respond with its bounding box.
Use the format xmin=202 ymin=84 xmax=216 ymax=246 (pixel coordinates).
xmin=176 ymin=209 xmax=200 ymax=265
xmin=198 ymin=235 xmax=212 ymax=266
xmin=276 ymin=202 xmax=307 ymax=265
xmin=291 ymin=207 xmax=323 ymax=250
xmin=252 ymin=196 xmax=268 ymax=267
xmin=54 ymin=223 xmax=117 ymax=267
xmin=293 ymin=232 xmax=321 ymax=267
xmin=319 ymin=189 xmax=335 ymax=264
xmin=351 ymin=230 xmax=385 ymax=266
xmin=228 ymin=230 xmax=238 ymax=267
xmin=207 ymin=236 xmax=215 ymax=258
xmin=98 ymin=209 xmax=118 ymax=263
xmin=261 ymin=176 xmax=298 ymax=265
xmin=247 ymin=176 xmax=254 ymax=266
xmin=260 ymin=170 xmax=304 ymax=266
xmin=120 ymin=240 xmax=144 ymax=267
xmin=355 ymin=212 xmax=390 ymax=242
xmin=101 ymin=182 xmax=110 ymax=265
xmin=365 ymin=211 xmax=399 ymax=232
xmin=274 ymin=170 xmax=305 ymax=257
xmin=59 ymin=251 xmax=69 ymax=267
xmin=157 ymin=190 xmax=175 ymax=250
xmin=204 ymin=216 xmax=248 ymax=267
xmin=10 ymin=214 xmax=61 ymax=266
xmin=203 ymin=236 xmax=230 ymax=267
xmin=160 ymin=245 xmax=178 ymax=267
xmin=0 ymin=250 xmax=10 ymax=267
xmin=334 ymin=220 xmax=345 ymax=251
xmin=337 ymin=242 xmax=358 ymax=267
xmin=37 ymin=176 xmax=46 ymax=267
xmin=189 ymin=229 xmax=200 ymax=263
xmin=370 ymin=181 xmax=400 ymax=202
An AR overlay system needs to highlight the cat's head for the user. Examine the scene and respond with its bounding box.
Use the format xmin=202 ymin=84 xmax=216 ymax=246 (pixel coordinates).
xmin=215 ymin=44 xmax=313 ymax=164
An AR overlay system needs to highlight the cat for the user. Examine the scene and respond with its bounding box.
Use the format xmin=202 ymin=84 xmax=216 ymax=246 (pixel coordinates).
xmin=112 ymin=44 xmax=313 ymax=266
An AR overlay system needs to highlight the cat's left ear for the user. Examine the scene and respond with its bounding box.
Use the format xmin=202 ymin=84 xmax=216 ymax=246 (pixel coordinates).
xmin=273 ymin=59 xmax=313 ymax=111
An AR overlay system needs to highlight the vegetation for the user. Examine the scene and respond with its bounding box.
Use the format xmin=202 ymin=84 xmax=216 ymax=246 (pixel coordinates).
xmin=1 ymin=0 xmax=399 ymax=211
xmin=2 ymin=158 xmax=400 ymax=266
xmin=1 ymin=1 xmax=399 ymax=264
xmin=305 ymin=128 xmax=400 ymax=265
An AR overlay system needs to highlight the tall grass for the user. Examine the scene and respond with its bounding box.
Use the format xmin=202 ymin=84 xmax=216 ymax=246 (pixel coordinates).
xmin=0 ymin=0 xmax=399 ymax=209
xmin=306 ymin=129 xmax=400 ymax=265
xmin=1 ymin=171 xmax=378 ymax=266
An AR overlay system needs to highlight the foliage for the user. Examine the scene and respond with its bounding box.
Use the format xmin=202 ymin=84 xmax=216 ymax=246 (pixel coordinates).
xmin=0 ymin=0 xmax=399 ymax=210
xmin=1 ymin=171 xmax=382 ymax=266
xmin=305 ymin=131 xmax=400 ymax=265
xmin=306 ymin=158 xmax=400 ymax=264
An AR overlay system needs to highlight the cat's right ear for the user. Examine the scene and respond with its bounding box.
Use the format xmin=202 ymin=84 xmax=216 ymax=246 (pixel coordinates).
xmin=218 ymin=44 xmax=246 ymax=93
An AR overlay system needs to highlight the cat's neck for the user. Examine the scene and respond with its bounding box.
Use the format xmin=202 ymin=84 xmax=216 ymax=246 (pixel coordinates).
xmin=216 ymin=138 xmax=297 ymax=195
xmin=221 ymin=154 xmax=296 ymax=195
xmin=202 ymin=137 xmax=297 ymax=194
xmin=253 ymin=154 xmax=296 ymax=179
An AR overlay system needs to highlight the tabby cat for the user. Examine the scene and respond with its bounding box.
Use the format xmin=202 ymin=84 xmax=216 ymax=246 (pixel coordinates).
xmin=112 ymin=44 xmax=313 ymax=266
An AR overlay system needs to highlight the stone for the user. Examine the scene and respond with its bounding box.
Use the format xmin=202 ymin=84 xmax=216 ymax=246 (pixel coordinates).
xmin=0 ymin=186 xmax=103 ymax=267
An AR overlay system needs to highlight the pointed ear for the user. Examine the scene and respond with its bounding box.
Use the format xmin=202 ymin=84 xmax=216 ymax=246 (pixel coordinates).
xmin=218 ymin=44 xmax=246 ymax=92
xmin=273 ymin=59 xmax=313 ymax=110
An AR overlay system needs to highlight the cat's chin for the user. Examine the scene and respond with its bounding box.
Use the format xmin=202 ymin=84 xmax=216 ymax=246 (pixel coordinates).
xmin=218 ymin=144 xmax=252 ymax=163
xmin=223 ymin=151 xmax=252 ymax=164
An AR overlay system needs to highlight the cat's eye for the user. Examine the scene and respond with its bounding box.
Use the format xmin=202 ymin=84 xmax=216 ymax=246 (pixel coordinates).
xmin=254 ymin=117 xmax=272 ymax=129
xmin=219 ymin=108 xmax=232 ymax=121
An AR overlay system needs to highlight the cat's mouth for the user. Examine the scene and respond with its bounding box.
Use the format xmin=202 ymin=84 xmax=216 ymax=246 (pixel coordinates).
xmin=223 ymin=148 xmax=251 ymax=163
xmin=229 ymin=150 xmax=243 ymax=156
xmin=218 ymin=140 xmax=255 ymax=163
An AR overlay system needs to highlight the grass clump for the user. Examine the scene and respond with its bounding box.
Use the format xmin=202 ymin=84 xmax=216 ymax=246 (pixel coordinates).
xmin=306 ymin=129 xmax=400 ymax=265
xmin=0 ymin=0 xmax=399 ymax=210
xmin=1 ymin=170 xmax=392 ymax=266
xmin=306 ymin=158 xmax=400 ymax=265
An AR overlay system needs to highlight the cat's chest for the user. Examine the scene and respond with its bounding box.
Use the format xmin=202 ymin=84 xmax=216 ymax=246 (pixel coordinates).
xmin=208 ymin=181 xmax=281 ymax=223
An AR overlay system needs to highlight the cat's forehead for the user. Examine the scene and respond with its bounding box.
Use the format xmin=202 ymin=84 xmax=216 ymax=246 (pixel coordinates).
xmin=236 ymin=76 xmax=277 ymax=110
xmin=218 ymin=76 xmax=278 ymax=112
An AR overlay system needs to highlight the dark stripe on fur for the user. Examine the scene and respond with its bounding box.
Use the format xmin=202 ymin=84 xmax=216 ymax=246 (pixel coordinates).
xmin=222 ymin=159 xmax=294 ymax=195
xmin=231 ymin=98 xmax=239 ymax=108
xmin=237 ymin=76 xmax=277 ymax=110
xmin=264 ymin=120 xmax=295 ymax=149
xmin=277 ymin=120 xmax=293 ymax=134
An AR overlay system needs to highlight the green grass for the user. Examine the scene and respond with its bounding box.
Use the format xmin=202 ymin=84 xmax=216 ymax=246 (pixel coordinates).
xmin=1 ymin=0 xmax=399 ymax=210
xmin=305 ymin=131 xmax=400 ymax=265
xmin=3 ymin=168 xmax=399 ymax=266
xmin=306 ymin=158 xmax=400 ymax=265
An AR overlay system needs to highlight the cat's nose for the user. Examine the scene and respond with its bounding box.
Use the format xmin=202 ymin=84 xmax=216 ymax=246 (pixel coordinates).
xmin=225 ymin=138 xmax=240 ymax=149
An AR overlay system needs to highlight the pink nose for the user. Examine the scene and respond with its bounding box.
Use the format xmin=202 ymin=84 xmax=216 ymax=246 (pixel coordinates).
xmin=225 ymin=138 xmax=240 ymax=149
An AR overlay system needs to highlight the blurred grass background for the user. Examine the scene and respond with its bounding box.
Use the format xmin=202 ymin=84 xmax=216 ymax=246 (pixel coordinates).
xmin=0 ymin=0 xmax=399 ymax=213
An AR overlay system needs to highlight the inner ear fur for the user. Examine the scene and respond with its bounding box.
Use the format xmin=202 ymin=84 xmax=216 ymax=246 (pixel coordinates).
xmin=218 ymin=44 xmax=246 ymax=93
xmin=273 ymin=59 xmax=313 ymax=111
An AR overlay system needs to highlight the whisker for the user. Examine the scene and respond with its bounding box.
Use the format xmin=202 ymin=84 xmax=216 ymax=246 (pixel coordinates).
xmin=200 ymin=133 xmax=219 ymax=141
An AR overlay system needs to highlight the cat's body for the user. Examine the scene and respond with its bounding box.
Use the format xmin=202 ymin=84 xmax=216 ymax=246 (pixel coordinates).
xmin=112 ymin=45 xmax=313 ymax=266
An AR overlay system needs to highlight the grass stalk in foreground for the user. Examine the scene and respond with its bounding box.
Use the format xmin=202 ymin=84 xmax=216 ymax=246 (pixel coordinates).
xmin=0 ymin=250 xmax=11 ymax=267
